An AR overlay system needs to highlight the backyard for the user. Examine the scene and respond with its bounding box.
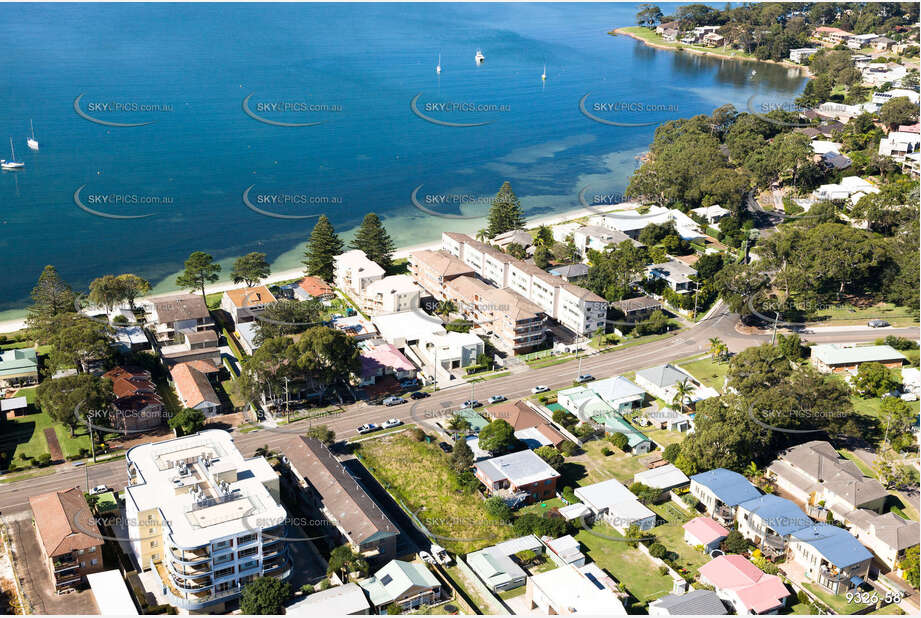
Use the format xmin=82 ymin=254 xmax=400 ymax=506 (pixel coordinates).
xmin=355 ymin=433 xmax=514 ymax=554
xmin=678 ymin=355 xmax=729 ymax=392
xmin=574 ymin=523 xmax=675 ymax=608
xmin=565 ymin=438 xmax=649 ymax=487
xmin=648 ymin=502 xmax=709 ymax=578
xmin=0 ymin=387 xmax=93 ymax=467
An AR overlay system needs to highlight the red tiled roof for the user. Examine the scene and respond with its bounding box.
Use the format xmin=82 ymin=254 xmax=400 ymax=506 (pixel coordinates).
xmin=29 ymin=488 xmax=101 ymax=556
xmin=298 ymin=276 xmax=334 ymax=298
xmin=170 ymin=363 xmax=219 ymax=408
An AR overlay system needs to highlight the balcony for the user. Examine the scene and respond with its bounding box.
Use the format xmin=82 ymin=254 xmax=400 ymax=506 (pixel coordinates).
xmin=263 ymin=555 xmax=291 ymax=574
xmin=52 ymin=555 xmax=79 ymax=572
xmin=262 ymin=542 xmax=284 ymax=559
xmin=173 ymin=576 xmax=213 ymax=592
xmin=167 ymin=559 xmax=212 ymax=578
xmin=169 ymin=546 xmax=211 ymax=564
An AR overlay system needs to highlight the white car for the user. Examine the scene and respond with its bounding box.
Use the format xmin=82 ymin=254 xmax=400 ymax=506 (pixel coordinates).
xmin=901 ymin=392 xmax=919 ymax=402
xmin=487 ymin=395 xmax=506 ymax=404
xmin=531 ymin=385 xmax=550 ymax=394
xmin=419 ymin=550 xmax=436 ymax=565
xmin=357 ymin=423 xmax=378 ymax=434
xmin=89 ymin=485 xmax=109 ymax=495
xmin=383 ymin=396 xmax=406 ymax=406
xmin=382 ymin=418 xmax=403 ymax=429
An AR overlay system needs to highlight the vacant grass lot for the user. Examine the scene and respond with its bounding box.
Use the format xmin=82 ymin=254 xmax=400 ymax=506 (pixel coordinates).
xmin=808 ymin=302 xmax=919 ymax=327
xmin=648 ymin=502 xmax=708 ymax=578
xmin=566 ymin=440 xmax=646 ymax=486
xmin=356 ymin=433 xmax=513 ymax=554
xmin=678 ymin=356 xmax=728 ymax=392
xmin=575 ymin=523 xmax=674 ymax=605
xmin=0 ymin=387 xmax=94 ymax=466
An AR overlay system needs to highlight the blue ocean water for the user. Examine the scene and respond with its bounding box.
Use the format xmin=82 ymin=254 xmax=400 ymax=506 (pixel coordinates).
xmin=0 ymin=2 xmax=806 ymax=314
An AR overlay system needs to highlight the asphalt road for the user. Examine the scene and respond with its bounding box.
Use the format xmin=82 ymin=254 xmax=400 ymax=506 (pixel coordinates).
xmin=0 ymin=305 xmax=915 ymax=516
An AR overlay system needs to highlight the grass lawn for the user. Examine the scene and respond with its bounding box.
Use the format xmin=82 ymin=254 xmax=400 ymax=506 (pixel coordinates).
xmin=1 ymin=407 xmax=93 ymax=465
xmin=497 ymin=587 xmax=526 ymax=601
xmin=356 ymin=433 xmax=513 ymax=554
xmin=868 ymin=603 xmax=905 ymax=614
xmin=444 ymin=565 xmax=487 ymax=614
xmin=643 ymin=427 xmax=685 ymax=448
xmin=566 ymin=440 xmax=648 ymax=486
xmin=678 ymin=356 xmax=728 ymax=392
xmin=803 ymin=582 xmax=865 ymax=615
xmin=618 ymin=26 xmax=759 ymax=60
xmin=808 ymin=302 xmax=919 ymax=327
xmin=518 ymin=497 xmax=565 ymax=517
xmin=204 ymin=292 xmax=223 ymax=310
xmin=648 ymin=503 xmax=708 ymax=578
xmin=575 ymin=523 xmax=675 ymax=604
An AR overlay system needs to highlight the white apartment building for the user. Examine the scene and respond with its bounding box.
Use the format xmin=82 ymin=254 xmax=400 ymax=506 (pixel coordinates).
xmin=879 ymin=130 xmax=920 ymax=163
xmin=441 ymin=233 xmax=607 ymax=336
xmin=362 ymin=275 xmax=421 ymax=314
xmin=334 ymin=250 xmax=385 ymax=298
xmin=125 ymin=430 xmax=290 ymax=612
xmin=589 ymin=206 xmax=704 ymax=242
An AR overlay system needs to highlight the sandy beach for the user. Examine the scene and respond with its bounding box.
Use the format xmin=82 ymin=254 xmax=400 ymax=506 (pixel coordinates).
xmin=0 ymin=203 xmax=619 ymax=334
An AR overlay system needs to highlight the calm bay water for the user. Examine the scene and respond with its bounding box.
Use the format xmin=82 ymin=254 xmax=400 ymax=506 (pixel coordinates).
xmin=0 ymin=2 xmax=807 ymax=315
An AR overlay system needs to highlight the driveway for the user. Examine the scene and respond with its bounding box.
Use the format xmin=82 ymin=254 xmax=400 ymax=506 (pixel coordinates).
xmin=5 ymin=511 xmax=99 ymax=615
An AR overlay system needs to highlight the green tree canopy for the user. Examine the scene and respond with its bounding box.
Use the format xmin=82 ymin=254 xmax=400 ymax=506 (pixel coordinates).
xmin=478 ymin=419 xmax=517 ymax=455
xmin=176 ymin=251 xmax=221 ymax=299
xmin=350 ymin=212 xmax=396 ymax=271
xmin=239 ymin=576 xmax=292 ymax=615
xmin=231 ymin=252 xmax=271 ymax=287
xmin=169 ymin=408 xmax=207 ymax=437
xmin=36 ymin=373 xmax=114 ymax=438
xmin=486 ymin=182 xmax=526 ymax=238
xmin=304 ymin=215 xmax=344 ymax=281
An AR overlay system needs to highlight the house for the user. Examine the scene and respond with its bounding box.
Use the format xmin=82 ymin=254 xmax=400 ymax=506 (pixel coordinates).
xmin=169 ymin=361 xmax=222 ymax=416
xmin=236 ymin=321 xmax=260 ymax=355
xmin=123 ymin=430 xmax=288 ymax=611
xmin=551 ymin=222 xmax=581 ymax=244
xmin=558 ymin=386 xmax=614 ymax=421
xmin=417 ymin=330 xmax=484 ymax=376
xmin=643 ymin=406 xmax=693 ymax=432
xmin=736 ymin=494 xmax=812 ymax=556
xmin=146 ymin=293 xmax=213 ymax=343
xmin=592 ymin=412 xmax=653 ymax=454
xmin=690 ymin=204 xmax=731 ymax=224
xmin=587 ymin=375 xmax=647 ymax=412
xmin=811 ymin=139 xmax=842 ymax=155
xmin=813 ymin=26 xmax=853 ymax=45
xmin=590 ymin=206 xmax=703 ymax=241
xmin=690 ymin=469 xmax=761 ymax=523
xmin=331 ymin=315 xmax=377 ymax=340
xmin=822 ymin=151 xmax=852 ymax=171
xmin=646 ymin=259 xmax=697 ymax=293
xmin=102 ymin=367 xmax=165 ymax=432
xmin=634 ymin=464 xmax=690 ymax=494
xmin=878 ymin=130 xmax=920 ymax=163
xmin=703 ymin=32 xmax=724 ymax=47
xmin=357 ymin=342 xmax=416 ymax=387
xmin=872 ymin=36 xmax=895 ymax=50
xmin=649 ymin=589 xmax=728 ymax=615
xmin=487 ymin=400 xmax=567 ymax=447
xmin=286 ymin=582 xmax=371 ymax=615
xmin=284 ymin=436 xmax=400 ymax=561
xmin=545 ymin=535 xmax=585 ymax=567
xmin=113 ymin=325 xmax=150 ymax=352
xmin=574 ymin=478 xmax=656 ymax=532
xmin=525 ymin=562 xmax=627 ymax=615
xmin=683 ymin=517 xmax=729 ymax=553
xmin=813 ymin=176 xmax=879 ymax=205
xmin=557 ymin=502 xmax=592 ymax=523
xmin=362 ymin=275 xmax=421 ymax=315
xmin=572 ymin=224 xmax=636 ymax=257
xmin=335 ymin=249 xmax=385 ymax=298
xmin=514 ymin=426 xmax=556 ymax=450
xmin=474 ymin=449 xmax=560 ymax=504
xmin=29 ymin=488 xmax=105 ymax=592
xmin=655 ymin=20 xmax=679 ymax=34
xmin=465 ymin=536 xmax=541 ymax=591
xmin=845 ymin=509 xmax=920 ymax=570
xmin=635 ymin=363 xmax=694 ymax=401
xmin=408 ymin=249 xmax=476 ymax=301
xmin=698 ymin=554 xmax=790 ymax=614
xmin=1 ymin=396 xmax=28 ymax=419
xmin=788 ymin=524 xmax=873 ymax=594
xmin=871 ymin=88 xmax=920 ymax=106
xmin=548 ymin=263 xmax=589 ymax=282
xmin=789 ymin=47 xmax=818 ymax=63
xmin=358 ymin=560 xmax=441 ymax=613
xmin=491 ymin=228 xmax=534 ymax=251
xmin=810 ymin=343 xmax=907 ymax=374
xmin=611 ymin=296 xmax=662 ymax=323
xmin=291 ymin=275 xmax=335 ymax=301
xmin=847 ymin=33 xmax=880 ymax=50
xmin=767 ymin=441 xmax=888 ymax=520
xmin=0 ymin=347 xmax=39 ymax=387
xmin=159 ymin=328 xmax=221 ymax=369
xmin=221 ymin=285 xmax=277 ymax=324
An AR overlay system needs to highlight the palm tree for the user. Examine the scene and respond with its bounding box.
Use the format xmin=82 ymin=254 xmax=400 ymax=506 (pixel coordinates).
xmin=475 ymin=229 xmax=488 ymax=242
xmin=744 ymin=461 xmax=759 ymax=480
xmin=708 ymin=337 xmax=724 ymax=361
xmin=671 ymin=379 xmax=694 ymax=413
xmin=446 ymin=413 xmax=470 ymax=433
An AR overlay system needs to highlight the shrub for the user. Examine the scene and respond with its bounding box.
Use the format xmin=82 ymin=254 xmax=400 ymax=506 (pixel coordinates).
xmin=649 ymin=543 xmax=667 ymax=559
xmin=300 ymin=584 xmax=315 ymax=594
xmin=409 ymin=427 xmax=426 ymax=442
xmin=561 ymin=486 xmax=578 ymax=504
xmin=658 ymin=565 xmax=669 ymax=575
xmin=682 ymin=493 xmax=699 ymax=509
xmin=559 ymin=440 xmax=578 ymax=456
xmin=609 ymin=432 xmax=629 ymax=451
xmin=601 ymin=447 xmax=613 ymax=456
xmin=36 ymin=453 xmax=52 ymax=467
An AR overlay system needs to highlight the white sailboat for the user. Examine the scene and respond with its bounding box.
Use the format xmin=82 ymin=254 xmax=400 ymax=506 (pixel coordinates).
xmin=475 ymin=49 xmax=485 ymax=64
xmin=27 ymin=120 xmax=38 ymax=151
xmin=436 ymin=53 xmax=442 ymax=74
xmin=541 ymin=64 xmax=547 ymax=81
xmin=1 ymin=137 xmax=25 ymax=170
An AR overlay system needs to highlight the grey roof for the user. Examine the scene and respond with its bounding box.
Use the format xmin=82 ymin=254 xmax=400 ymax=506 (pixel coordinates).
xmin=771 ymin=441 xmax=888 ymax=507
xmin=287 ymin=582 xmax=370 ymax=615
xmin=466 ymin=546 xmax=526 ymax=589
xmin=475 ymin=449 xmax=560 ymax=486
xmin=0 ymin=396 xmax=28 ymax=411
xmin=634 ymin=464 xmax=690 ymax=490
xmin=590 ymin=375 xmax=647 ymax=403
xmin=635 ymin=363 xmax=690 ymax=388
xmin=791 ymin=524 xmax=873 ymax=568
xmin=549 ymin=263 xmax=589 ymax=279
xmin=646 ymin=259 xmax=697 ymax=284
xmin=846 ymin=510 xmax=920 ymax=552
xmin=650 ymin=590 xmax=728 ymax=615
xmin=811 ymin=344 xmax=907 ymax=366
xmin=612 ymin=295 xmax=661 ymax=313
xmin=738 ymin=494 xmax=812 ymax=537
xmin=494 ymin=534 xmax=543 ymax=556
xmin=151 ymin=293 xmax=210 ymax=323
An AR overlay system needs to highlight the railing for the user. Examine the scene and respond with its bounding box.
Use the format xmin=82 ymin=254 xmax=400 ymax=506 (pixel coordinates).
xmin=168 ymin=546 xmax=211 ymax=565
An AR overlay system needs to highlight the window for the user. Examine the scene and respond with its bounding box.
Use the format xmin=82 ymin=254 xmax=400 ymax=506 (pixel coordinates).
xmin=151 ymin=554 xmax=159 ymax=561
xmin=148 ymin=528 xmax=154 ymax=534
xmin=90 ymin=559 xmax=98 ymax=566
xmin=151 ymin=540 xmax=158 ymax=548
xmin=80 ymin=562 xmax=86 ymax=568
xmin=214 ymin=566 xmax=235 ymax=579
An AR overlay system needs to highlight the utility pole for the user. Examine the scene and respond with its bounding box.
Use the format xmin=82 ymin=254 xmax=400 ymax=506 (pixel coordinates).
xmin=284 ymin=377 xmax=290 ymax=424
xmin=692 ymin=285 xmax=699 ymax=320
xmin=771 ymin=311 xmax=779 ymax=345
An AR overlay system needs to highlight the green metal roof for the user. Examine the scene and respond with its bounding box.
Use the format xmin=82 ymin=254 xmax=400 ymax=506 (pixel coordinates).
xmin=592 ymin=412 xmax=651 ymax=448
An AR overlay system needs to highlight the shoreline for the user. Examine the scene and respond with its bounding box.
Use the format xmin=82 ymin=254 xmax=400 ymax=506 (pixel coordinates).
xmin=0 ymin=203 xmax=619 ymax=334
xmin=612 ymin=27 xmax=813 ymax=77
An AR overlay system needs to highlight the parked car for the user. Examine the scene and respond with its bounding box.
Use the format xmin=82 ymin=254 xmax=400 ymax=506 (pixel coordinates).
xmin=90 ymin=485 xmax=109 ymax=495
xmin=868 ymin=319 xmax=890 ymax=328
xmin=487 ymin=395 xmax=506 ymax=404
xmin=419 ymin=550 xmax=436 ymax=565
xmin=383 ymin=396 xmax=406 ymax=406
xmin=462 ymin=400 xmax=481 ymax=408
xmin=438 ymin=441 xmax=452 ymax=453
xmin=576 ymin=374 xmax=595 ymax=383
xmin=430 ymin=543 xmax=451 ymax=565
xmin=901 ymin=392 xmax=918 ymax=402
xmin=410 ymin=391 xmax=430 ymax=400
xmin=357 ymin=423 xmax=378 ymax=434
xmin=382 ymin=418 xmax=403 ymax=429
xmin=531 ymin=385 xmax=550 ymax=394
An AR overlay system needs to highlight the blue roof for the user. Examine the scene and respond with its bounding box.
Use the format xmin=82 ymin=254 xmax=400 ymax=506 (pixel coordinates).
xmin=791 ymin=524 xmax=873 ymax=568
xmin=690 ymin=468 xmax=761 ymax=507
xmin=738 ymin=494 xmax=812 ymax=537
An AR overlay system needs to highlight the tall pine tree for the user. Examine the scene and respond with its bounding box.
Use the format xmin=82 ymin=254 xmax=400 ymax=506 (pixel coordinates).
xmin=349 ymin=212 xmax=395 ymax=271
xmin=486 ymin=182 xmax=526 ymax=238
xmin=304 ymin=215 xmax=344 ymax=282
